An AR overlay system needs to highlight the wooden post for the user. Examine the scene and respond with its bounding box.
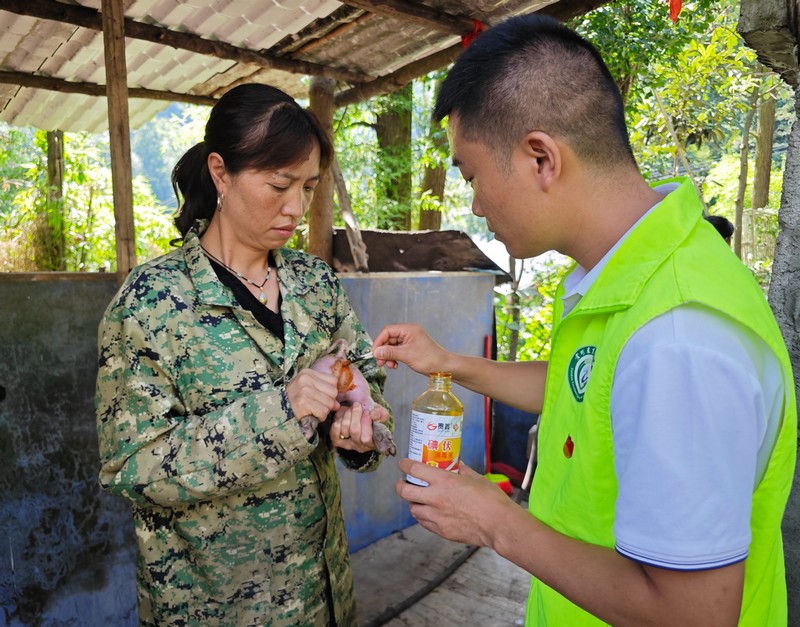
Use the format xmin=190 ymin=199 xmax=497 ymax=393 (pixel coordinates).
xmin=101 ymin=0 xmax=136 ymax=284
xmin=308 ymin=77 xmax=335 ymax=265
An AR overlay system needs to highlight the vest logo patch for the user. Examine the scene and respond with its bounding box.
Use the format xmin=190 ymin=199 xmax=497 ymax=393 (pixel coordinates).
xmin=567 ymin=345 xmax=596 ymax=402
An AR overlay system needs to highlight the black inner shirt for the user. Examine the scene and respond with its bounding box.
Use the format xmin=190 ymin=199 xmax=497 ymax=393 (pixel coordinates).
xmin=207 ymin=254 xmax=285 ymax=343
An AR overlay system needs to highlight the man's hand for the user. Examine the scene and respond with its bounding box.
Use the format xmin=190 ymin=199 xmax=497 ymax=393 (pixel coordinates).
xmin=395 ymin=460 xmax=516 ymax=548
xmin=372 ymin=323 xmax=452 ymax=374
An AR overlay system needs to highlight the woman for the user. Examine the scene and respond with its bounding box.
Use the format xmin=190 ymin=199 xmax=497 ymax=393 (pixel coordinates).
xmin=96 ymin=84 xmax=392 ymax=626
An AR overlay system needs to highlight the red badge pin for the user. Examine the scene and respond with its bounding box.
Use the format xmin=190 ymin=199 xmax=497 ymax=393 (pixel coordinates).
xmin=563 ymin=435 xmax=574 ymax=458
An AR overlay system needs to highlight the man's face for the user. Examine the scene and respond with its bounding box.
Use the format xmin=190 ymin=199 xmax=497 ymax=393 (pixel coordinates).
xmin=448 ymin=114 xmax=550 ymax=259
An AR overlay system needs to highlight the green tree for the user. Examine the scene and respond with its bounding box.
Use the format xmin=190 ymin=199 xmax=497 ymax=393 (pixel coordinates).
xmin=131 ymin=103 xmax=208 ymax=208
xmin=0 ymin=123 xmax=174 ymax=272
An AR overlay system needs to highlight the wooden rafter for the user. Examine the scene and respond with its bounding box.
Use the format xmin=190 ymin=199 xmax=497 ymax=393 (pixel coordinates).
xmin=338 ymin=0 xmax=483 ymax=35
xmin=0 ymin=70 xmax=217 ymax=106
xmin=1 ymin=0 xmax=371 ymax=85
xmin=335 ymin=0 xmax=615 ymax=105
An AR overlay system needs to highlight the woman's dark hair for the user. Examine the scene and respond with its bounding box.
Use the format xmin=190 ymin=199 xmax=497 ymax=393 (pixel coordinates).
xmin=434 ymin=14 xmax=635 ymax=171
xmin=171 ymin=83 xmax=334 ymax=237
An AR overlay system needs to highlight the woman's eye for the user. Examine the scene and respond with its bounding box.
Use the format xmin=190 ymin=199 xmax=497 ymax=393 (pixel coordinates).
xmin=271 ymin=185 xmax=288 ymax=192
xmin=304 ymin=186 xmax=316 ymax=193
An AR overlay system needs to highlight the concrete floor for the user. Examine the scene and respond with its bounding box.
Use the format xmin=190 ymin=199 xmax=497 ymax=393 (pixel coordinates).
xmin=351 ymin=516 xmax=529 ymax=626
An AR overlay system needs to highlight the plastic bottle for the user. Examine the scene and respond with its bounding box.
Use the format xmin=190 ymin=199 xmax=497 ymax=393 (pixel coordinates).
xmin=407 ymin=372 xmax=464 ymax=486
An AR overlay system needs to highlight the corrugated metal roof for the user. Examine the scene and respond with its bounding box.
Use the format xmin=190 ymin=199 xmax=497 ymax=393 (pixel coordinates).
xmin=0 ymin=0 xmax=597 ymax=133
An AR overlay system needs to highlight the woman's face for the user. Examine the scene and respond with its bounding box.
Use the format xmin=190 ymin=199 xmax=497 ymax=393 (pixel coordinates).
xmin=217 ymin=144 xmax=321 ymax=251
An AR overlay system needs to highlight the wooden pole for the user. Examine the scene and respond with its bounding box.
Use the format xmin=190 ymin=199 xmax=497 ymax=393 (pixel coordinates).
xmin=308 ymin=77 xmax=335 ymax=265
xmin=331 ymin=155 xmax=369 ymax=272
xmin=101 ymin=0 xmax=136 ymax=284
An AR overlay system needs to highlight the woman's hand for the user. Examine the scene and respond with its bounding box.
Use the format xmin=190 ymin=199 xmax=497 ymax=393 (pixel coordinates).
xmin=285 ymin=369 xmax=340 ymax=425
xmin=331 ymin=403 xmax=377 ymax=454
xmin=372 ymin=323 xmax=451 ymax=374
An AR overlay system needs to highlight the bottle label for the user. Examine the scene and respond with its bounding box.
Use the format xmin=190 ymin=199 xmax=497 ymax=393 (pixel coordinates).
xmin=406 ymin=410 xmax=463 ymax=487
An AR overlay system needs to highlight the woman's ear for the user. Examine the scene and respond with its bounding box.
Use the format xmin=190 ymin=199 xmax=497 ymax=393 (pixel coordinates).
xmin=522 ymin=131 xmax=561 ymax=191
xmin=207 ymin=152 xmax=227 ymax=193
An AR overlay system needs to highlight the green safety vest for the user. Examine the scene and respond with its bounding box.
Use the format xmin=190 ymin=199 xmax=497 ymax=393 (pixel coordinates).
xmin=526 ymin=178 xmax=797 ymax=625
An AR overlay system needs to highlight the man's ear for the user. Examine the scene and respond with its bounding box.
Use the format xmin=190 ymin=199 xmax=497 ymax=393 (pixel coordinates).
xmin=521 ymin=131 xmax=561 ymax=191
xmin=207 ymin=152 xmax=227 ymax=192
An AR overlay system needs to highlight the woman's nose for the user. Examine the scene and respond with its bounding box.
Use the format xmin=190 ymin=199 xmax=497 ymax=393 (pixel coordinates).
xmin=283 ymin=189 xmax=306 ymax=216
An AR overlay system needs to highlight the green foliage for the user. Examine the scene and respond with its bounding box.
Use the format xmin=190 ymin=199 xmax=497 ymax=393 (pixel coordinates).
xmin=131 ymin=103 xmax=208 ymax=207
xmin=333 ymin=102 xmax=382 ymax=227
xmin=494 ymin=256 xmax=571 ymax=362
xmin=0 ymin=122 xmax=174 ymax=271
xmin=702 ymin=153 xmax=784 ymax=289
xmin=571 ymin=0 xmax=718 ymax=103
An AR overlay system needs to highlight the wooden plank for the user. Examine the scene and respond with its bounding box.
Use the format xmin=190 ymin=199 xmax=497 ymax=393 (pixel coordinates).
xmin=352 ymin=493 xmax=531 ymax=626
xmin=101 ymin=0 xmax=136 ymax=283
xmin=382 ymin=548 xmax=529 ymax=626
xmin=352 ymin=523 xmax=476 ymax=625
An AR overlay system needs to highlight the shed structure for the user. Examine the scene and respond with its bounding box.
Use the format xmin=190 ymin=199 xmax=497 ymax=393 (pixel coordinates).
xmin=0 ymin=0 xmax=608 ymax=281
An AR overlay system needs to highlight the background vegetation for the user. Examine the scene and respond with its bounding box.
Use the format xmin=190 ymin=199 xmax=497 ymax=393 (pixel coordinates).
xmin=0 ymin=0 xmax=791 ymax=362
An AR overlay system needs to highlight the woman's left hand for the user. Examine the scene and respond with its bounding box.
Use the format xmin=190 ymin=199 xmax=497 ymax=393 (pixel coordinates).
xmin=331 ymin=403 xmax=375 ymax=453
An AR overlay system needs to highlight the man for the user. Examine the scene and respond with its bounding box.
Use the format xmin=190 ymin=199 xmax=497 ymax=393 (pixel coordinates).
xmin=372 ymin=14 xmax=796 ymax=626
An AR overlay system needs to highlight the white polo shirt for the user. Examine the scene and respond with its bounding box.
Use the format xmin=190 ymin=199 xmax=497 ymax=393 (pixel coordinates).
xmin=561 ymin=185 xmax=784 ymax=571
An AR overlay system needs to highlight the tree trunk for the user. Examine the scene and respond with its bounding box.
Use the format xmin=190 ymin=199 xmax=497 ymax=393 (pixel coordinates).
xmin=734 ymin=87 xmax=760 ymax=259
xmin=308 ymin=77 xmax=335 ymax=263
xmin=375 ymin=83 xmax=413 ymax=230
xmin=419 ymin=77 xmax=447 ymax=231
xmin=506 ymin=256 xmax=523 ymax=362
xmin=768 ymin=86 xmax=800 ymax=627
xmin=752 ymin=86 xmax=776 ymax=210
xmin=34 ymin=130 xmax=66 ymax=271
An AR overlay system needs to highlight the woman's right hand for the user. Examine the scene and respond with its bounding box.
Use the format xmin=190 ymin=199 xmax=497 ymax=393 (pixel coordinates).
xmin=372 ymin=323 xmax=451 ymax=375
xmin=285 ymin=369 xmax=340 ymax=424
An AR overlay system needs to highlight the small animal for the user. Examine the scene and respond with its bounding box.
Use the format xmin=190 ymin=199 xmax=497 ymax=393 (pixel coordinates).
xmin=301 ymin=339 xmax=396 ymax=456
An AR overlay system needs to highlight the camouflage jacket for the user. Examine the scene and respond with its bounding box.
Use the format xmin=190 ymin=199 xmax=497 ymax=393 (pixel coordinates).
xmin=96 ymin=223 xmax=391 ymax=626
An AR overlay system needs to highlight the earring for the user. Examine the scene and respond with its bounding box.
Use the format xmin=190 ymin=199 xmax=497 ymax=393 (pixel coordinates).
xmin=216 ymin=192 xmax=224 ymax=212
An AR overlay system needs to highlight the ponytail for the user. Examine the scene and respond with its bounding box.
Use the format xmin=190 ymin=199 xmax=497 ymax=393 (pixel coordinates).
xmin=171 ymin=142 xmax=216 ymax=238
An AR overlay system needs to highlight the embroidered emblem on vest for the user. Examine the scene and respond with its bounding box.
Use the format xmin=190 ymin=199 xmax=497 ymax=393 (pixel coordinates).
xmin=567 ymin=345 xmax=596 ymax=402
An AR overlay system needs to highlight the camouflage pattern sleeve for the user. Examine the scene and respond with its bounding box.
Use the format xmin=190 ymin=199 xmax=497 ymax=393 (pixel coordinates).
xmin=325 ymin=266 xmax=394 ymax=473
xmin=95 ymin=243 xmax=330 ymax=508
xmin=96 ymin=299 xmax=318 ymax=507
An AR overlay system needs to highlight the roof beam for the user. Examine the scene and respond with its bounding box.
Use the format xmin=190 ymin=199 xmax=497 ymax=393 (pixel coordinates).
xmin=334 ymin=0 xmax=614 ymax=105
xmin=0 ymin=70 xmax=218 ymax=106
xmin=336 ymin=44 xmax=460 ymax=107
xmin=337 ymin=0 xmax=482 ymax=35
xmin=1 ymin=0 xmax=371 ymax=85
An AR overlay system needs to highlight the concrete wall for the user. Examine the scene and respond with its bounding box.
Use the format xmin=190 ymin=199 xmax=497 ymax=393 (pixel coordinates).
xmin=0 ymin=271 xmax=494 ymax=625
xmin=0 ymin=275 xmax=136 ymax=627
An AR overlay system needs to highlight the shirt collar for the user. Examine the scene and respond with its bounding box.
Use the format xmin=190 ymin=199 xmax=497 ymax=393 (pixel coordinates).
xmin=561 ymin=181 xmax=680 ymax=317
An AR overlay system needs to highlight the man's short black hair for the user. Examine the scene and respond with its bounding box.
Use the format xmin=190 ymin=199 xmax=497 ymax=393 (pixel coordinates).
xmin=434 ymin=13 xmax=635 ymax=169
